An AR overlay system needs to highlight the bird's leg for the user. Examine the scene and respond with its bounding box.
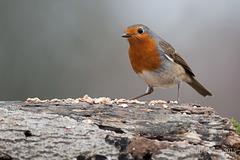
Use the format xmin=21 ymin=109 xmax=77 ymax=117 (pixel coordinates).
xmin=131 ymin=85 xmax=154 ymax=100
xmin=177 ymin=83 xmax=181 ymax=104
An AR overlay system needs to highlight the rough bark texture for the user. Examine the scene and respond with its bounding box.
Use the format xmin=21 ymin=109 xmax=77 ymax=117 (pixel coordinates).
xmin=0 ymin=100 xmax=239 ymax=160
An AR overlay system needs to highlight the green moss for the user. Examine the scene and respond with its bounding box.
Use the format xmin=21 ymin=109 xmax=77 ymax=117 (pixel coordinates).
xmin=231 ymin=118 xmax=240 ymax=136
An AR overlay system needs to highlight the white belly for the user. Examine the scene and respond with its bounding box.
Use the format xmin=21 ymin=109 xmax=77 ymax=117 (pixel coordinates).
xmin=139 ymin=71 xmax=179 ymax=88
xmin=138 ymin=62 xmax=190 ymax=88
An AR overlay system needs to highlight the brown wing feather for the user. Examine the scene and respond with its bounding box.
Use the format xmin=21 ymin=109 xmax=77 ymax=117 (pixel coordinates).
xmin=159 ymin=41 xmax=195 ymax=77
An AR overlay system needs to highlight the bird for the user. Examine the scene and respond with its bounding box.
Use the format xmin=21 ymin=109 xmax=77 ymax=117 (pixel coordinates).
xmin=121 ymin=24 xmax=212 ymax=103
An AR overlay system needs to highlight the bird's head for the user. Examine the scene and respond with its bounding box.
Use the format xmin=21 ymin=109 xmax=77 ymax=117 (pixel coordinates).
xmin=122 ymin=24 xmax=153 ymax=43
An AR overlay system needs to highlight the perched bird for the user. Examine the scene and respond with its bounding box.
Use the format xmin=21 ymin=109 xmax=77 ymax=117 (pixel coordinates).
xmin=122 ymin=24 xmax=212 ymax=102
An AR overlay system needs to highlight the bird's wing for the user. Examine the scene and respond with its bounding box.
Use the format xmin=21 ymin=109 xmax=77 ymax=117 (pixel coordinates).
xmin=159 ymin=41 xmax=195 ymax=77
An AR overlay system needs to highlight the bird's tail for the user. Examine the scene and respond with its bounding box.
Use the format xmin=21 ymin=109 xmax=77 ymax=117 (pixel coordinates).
xmin=187 ymin=77 xmax=213 ymax=97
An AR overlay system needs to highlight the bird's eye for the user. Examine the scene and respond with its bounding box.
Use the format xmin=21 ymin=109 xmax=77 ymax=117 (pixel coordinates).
xmin=138 ymin=28 xmax=144 ymax=34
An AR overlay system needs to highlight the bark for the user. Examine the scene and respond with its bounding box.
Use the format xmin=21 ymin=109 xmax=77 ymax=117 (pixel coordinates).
xmin=0 ymin=100 xmax=239 ymax=160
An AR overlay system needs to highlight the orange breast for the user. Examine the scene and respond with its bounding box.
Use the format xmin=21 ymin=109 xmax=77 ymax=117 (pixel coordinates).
xmin=128 ymin=36 xmax=162 ymax=74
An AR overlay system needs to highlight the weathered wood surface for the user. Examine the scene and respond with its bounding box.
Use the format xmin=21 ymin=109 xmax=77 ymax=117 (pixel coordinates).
xmin=0 ymin=100 xmax=239 ymax=160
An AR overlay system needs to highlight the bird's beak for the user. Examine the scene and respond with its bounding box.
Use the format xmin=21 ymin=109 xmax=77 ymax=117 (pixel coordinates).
xmin=121 ymin=33 xmax=132 ymax=38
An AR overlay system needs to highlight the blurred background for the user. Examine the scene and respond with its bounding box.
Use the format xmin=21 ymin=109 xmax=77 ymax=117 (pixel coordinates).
xmin=0 ymin=1 xmax=239 ymax=122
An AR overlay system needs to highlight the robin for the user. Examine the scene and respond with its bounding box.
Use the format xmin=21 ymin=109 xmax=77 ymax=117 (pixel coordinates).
xmin=122 ymin=24 xmax=212 ymax=102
